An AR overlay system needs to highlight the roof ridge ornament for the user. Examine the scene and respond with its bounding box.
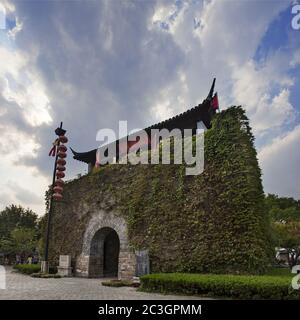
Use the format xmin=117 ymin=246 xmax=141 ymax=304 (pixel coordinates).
xmin=207 ymin=77 xmax=216 ymax=101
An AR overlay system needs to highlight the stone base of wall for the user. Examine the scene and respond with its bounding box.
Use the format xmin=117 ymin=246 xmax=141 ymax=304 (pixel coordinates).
xmin=119 ymin=251 xmax=136 ymax=280
xmin=57 ymin=266 xmax=73 ymax=277
xmin=75 ymin=252 xmax=136 ymax=280
xmin=75 ymin=255 xmax=89 ymax=277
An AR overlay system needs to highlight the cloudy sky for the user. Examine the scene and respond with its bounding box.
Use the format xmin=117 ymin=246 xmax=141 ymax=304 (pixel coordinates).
xmin=0 ymin=0 xmax=299 ymax=215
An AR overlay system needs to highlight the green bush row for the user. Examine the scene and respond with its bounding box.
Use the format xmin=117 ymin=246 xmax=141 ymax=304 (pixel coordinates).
xmin=13 ymin=264 xmax=58 ymax=275
xmin=140 ymin=273 xmax=300 ymax=300
xmin=31 ymin=273 xmax=61 ymax=278
xmin=101 ymin=279 xmax=138 ymax=287
xmin=13 ymin=264 xmax=41 ymax=274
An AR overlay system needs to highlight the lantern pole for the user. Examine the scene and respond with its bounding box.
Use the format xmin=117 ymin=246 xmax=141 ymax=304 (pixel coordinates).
xmin=41 ymin=122 xmax=63 ymax=274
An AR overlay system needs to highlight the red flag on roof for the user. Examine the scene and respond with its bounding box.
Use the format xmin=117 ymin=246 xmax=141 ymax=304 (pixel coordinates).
xmin=211 ymin=93 xmax=219 ymax=110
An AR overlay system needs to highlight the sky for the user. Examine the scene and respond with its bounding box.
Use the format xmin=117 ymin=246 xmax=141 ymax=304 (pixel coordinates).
xmin=0 ymin=0 xmax=299 ymax=216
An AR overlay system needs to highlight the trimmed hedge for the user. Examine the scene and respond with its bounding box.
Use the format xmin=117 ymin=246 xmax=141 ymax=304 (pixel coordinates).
xmin=140 ymin=273 xmax=300 ymax=300
xmin=101 ymin=279 xmax=139 ymax=287
xmin=13 ymin=264 xmax=41 ymax=275
xmin=13 ymin=264 xmax=58 ymax=275
xmin=31 ymin=273 xmax=61 ymax=278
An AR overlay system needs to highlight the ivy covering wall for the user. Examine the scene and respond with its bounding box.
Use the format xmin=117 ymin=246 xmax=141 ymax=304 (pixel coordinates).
xmin=48 ymin=106 xmax=272 ymax=274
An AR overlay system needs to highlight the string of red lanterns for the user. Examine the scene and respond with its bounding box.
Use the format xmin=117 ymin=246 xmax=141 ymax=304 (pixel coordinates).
xmin=53 ymin=134 xmax=68 ymax=201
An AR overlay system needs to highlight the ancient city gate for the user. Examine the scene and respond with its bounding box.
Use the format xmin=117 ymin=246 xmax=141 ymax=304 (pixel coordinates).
xmin=75 ymin=211 xmax=136 ymax=279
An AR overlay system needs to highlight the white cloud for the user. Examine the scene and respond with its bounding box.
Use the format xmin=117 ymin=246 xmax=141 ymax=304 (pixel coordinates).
xmin=0 ymin=25 xmax=53 ymax=214
xmin=147 ymin=0 xmax=299 ymax=200
xmin=150 ymin=70 xmax=190 ymax=122
xmin=258 ymin=125 xmax=300 ymax=199
xmin=0 ymin=46 xmax=53 ymax=127
xmin=7 ymin=16 xmax=23 ymax=39
xmin=0 ymin=0 xmax=15 ymax=13
xmin=0 ymin=125 xmax=48 ymax=214
xmin=231 ymin=60 xmax=296 ymax=135
xmin=150 ymin=1 xmax=189 ymax=35
xmin=148 ymin=0 xmax=296 ymax=138
xmin=251 ymin=89 xmax=296 ymax=134
xmin=290 ymin=49 xmax=300 ymax=67
xmin=0 ymin=123 xmax=40 ymax=158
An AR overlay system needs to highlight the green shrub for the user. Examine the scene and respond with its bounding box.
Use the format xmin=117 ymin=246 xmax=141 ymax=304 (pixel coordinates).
xmin=266 ymin=267 xmax=292 ymax=277
xmin=101 ymin=279 xmax=139 ymax=287
xmin=31 ymin=272 xmax=61 ymax=278
xmin=140 ymin=273 xmax=300 ymax=300
xmin=13 ymin=264 xmax=41 ymax=275
xmin=13 ymin=264 xmax=58 ymax=275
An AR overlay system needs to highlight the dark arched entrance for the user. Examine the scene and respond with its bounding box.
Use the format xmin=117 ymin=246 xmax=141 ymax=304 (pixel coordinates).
xmin=89 ymin=227 xmax=120 ymax=278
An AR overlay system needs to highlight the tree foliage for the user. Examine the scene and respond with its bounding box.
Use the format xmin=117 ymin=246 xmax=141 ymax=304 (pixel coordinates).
xmin=265 ymin=194 xmax=300 ymax=222
xmin=0 ymin=205 xmax=38 ymax=240
xmin=0 ymin=205 xmax=39 ymax=258
xmin=266 ymin=194 xmax=300 ymax=266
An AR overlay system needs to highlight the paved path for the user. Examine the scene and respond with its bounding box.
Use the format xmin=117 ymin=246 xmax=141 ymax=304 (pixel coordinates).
xmin=0 ymin=267 xmax=208 ymax=300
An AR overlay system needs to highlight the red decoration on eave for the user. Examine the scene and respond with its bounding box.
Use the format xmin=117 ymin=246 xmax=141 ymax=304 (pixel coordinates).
xmin=211 ymin=93 xmax=219 ymax=110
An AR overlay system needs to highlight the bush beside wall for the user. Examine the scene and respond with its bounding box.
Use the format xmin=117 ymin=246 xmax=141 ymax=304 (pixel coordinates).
xmin=13 ymin=264 xmax=41 ymax=275
xmin=140 ymin=273 xmax=300 ymax=300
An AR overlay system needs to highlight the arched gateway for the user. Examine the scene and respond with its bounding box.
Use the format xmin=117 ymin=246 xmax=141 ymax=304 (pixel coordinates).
xmin=89 ymin=227 xmax=120 ymax=277
xmin=75 ymin=211 xmax=136 ymax=279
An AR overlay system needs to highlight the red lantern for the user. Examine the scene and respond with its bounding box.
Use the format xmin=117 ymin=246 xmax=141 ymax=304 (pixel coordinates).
xmin=57 ymin=158 xmax=66 ymax=166
xmin=57 ymin=165 xmax=66 ymax=172
xmin=53 ymin=193 xmax=63 ymax=201
xmin=53 ymin=185 xmax=63 ymax=194
xmin=58 ymin=145 xmax=67 ymax=152
xmin=57 ymin=151 xmax=67 ymax=158
xmin=55 ymin=179 xmax=64 ymax=187
xmin=59 ymin=136 xmax=68 ymax=143
xmin=56 ymin=171 xmax=65 ymax=179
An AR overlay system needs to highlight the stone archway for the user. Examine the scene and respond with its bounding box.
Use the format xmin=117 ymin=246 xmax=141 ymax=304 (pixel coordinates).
xmin=75 ymin=210 xmax=136 ymax=279
xmin=89 ymin=227 xmax=120 ymax=278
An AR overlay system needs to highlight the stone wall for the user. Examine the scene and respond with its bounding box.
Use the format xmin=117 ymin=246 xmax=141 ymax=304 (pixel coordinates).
xmin=49 ymin=106 xmax=272 ymax=276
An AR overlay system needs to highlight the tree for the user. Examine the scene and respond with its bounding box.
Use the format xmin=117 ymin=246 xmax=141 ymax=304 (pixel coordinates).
xmin=0 ymin=205 xmax=40 ymax=262
xmin=0 ymin=205 xmax=38 ymax=241
xmin=266 ymin=194 xmax=300 ymax=266
xmin=0 ymin=238 xmax=15 ymax=256
xmin=266 ymin=194 xmax=300 ymax=222
xmin=272 ymin=221 xmax=300 ymax=266
xmin=11 ymin=227 xmax=37 ymax=255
